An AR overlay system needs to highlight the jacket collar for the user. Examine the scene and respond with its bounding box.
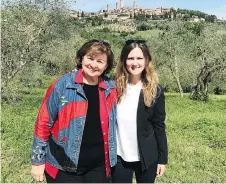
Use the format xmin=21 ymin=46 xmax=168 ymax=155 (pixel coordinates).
xmin=73 ymin=69 xmax=115 ymax=90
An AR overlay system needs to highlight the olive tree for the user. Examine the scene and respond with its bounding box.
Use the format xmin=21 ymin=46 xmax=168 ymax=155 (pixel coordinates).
xmin=1 ymin=0 xmax=76 ymax=91
xmin=190 ymin=24 xmax=226 ymax=101
xmin=152 ymin=21 xmax=197 ymax=97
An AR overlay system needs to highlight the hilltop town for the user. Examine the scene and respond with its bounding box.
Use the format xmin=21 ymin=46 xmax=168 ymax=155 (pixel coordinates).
xmin=70 ymin=0 xmax=219 ymax=23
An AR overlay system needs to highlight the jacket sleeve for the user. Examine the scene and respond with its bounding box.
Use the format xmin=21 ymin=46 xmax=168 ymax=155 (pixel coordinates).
xmin=151 ymin=85 xmax=168 ymax=164
xmin=31 ymin=79 xmax=60 ymax=165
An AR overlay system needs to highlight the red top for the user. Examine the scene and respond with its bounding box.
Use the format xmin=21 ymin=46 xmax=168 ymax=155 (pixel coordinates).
xmin=45 ymin=70 xmax=110 ymax=179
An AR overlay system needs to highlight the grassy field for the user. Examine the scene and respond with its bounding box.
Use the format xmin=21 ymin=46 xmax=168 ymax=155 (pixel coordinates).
xmin=1 ymin=80 xmax=226 ymax=183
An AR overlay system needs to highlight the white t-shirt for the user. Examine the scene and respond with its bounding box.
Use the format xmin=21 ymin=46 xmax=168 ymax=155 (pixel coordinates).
xmin=116 ymin=83 xmax=142 ymax=162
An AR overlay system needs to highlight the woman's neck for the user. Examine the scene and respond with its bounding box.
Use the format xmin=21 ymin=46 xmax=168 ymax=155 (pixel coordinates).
xmin=128 ymin=75 xmax=142 ymax=86
xmin=83 ymin=73 xmax=98 ymax=85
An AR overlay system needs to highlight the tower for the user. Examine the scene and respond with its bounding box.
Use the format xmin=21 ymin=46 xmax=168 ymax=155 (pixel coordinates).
xmin=116 ymin=2 xmax=118 ymax=10
xmin=107 ymin=4 xmax=109 ymax=12
xmin=120 ymin=0 xmax=124 ymax=9
xmin=133 ymin=0 xmax=136 ymax=9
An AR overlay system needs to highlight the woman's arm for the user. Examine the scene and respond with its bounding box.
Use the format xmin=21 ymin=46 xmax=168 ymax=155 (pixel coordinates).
xmin=31 ymin=78 xmax=60 ymax=181
xmin=151 ymin=85 xmax=168 ymax=165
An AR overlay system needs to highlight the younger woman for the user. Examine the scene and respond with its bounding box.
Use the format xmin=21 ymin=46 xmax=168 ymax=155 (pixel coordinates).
xmin=113 ymin=39 xmax=168 ymax=183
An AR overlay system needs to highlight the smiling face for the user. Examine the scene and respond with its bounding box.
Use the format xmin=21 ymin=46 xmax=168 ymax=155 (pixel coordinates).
xmin=82 ymin=53 xmax=108 ymax=78
xmin=126 ymin=47 xmax=146 ymax=78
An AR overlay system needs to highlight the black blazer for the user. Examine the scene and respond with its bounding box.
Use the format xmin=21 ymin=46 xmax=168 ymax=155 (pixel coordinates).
xmin=137 ymin=85 xmax=168 ymax=171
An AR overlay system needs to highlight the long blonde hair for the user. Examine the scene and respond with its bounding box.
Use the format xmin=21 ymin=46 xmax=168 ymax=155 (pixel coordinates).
xmin=115 ymin=40 xmax=159 ymax=107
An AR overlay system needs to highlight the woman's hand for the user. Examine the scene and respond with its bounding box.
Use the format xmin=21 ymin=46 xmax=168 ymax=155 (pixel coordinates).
xmin=31 ymin=164 xmax=45 ymax=182
xmin=156 ymin=164 xmax=166 ymax=178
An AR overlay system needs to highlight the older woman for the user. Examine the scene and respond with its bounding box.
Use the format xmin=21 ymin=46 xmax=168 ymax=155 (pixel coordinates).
xmin=31 ymin=40 xmax=117 ymax=183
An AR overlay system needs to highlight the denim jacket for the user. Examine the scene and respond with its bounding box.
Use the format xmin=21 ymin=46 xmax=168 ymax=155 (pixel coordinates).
xmin=31 ymin=69 xmax=117 ymax=172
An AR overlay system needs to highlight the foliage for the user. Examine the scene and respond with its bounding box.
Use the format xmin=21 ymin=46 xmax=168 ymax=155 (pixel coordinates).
xmin=135 ymin=13 xmax=148 ymax=21
xmin=151 ymin=22 xmax=197 ymax=96
xmin=177 ymin=8 xmax=208 ymax=19
xmin=132 ymin=21 xmax=226 ymax=98
xmin=2 ymin=3 xmax=225 ymax=99
xmin=137 ymin=23 xmax=153 ymax=31
xmin=1 ymin=1 xmax=86 ymax=95
xmin=190 ymin=24 xmax=226 ymax=100
xmin=117 ymin=13 xmax=129 ymax=17
xmin=1 ymin=1 xmax=76 ymax=91
xmin=85 ymin=16 xmax=104 ymax=26
xmin=176 ymin=9 xmax=217 ymax=22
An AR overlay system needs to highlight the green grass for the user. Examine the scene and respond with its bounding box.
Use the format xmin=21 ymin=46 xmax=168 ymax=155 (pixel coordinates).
xmin=159 ymin=93 xmax=226 ymax=183
xmin=1 ymin=87 xmax=226 ymax=183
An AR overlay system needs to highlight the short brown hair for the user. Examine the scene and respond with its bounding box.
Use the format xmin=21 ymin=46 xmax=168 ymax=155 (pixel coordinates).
xmin=76 ymin=40 xmax=114 ymax=75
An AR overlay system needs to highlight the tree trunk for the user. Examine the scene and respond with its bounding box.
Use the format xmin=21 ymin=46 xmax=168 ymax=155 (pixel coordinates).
xmin=190 ymin=71 xmax=210 ymax=101
xmin=175 ymin=76 xmax=184 ymax=97
xmin=190 ymin=62 xmax=221 ymax=101
xmin=169 ymin=57 xmax=184 ymax=97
